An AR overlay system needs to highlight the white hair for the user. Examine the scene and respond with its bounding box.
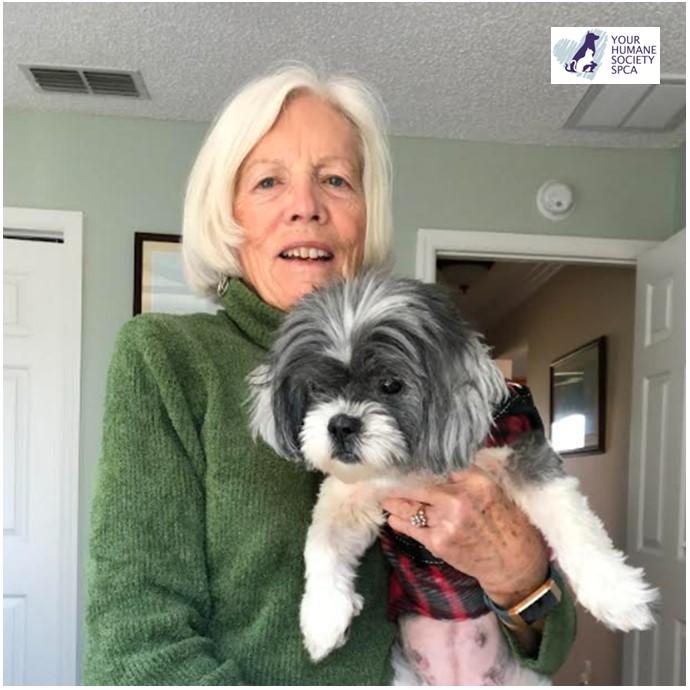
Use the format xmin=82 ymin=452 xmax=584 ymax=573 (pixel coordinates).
xmin=182 ymin=62 xmax=393 ymax=297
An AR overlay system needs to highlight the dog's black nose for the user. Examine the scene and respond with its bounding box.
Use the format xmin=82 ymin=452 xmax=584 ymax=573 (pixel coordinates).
xmin=328 ymin=414 xmax=362 ymax=443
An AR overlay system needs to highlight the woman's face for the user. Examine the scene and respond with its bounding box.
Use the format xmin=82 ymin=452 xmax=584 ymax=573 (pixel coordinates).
xmin=233 ymin=92 xmax=367 ymax=311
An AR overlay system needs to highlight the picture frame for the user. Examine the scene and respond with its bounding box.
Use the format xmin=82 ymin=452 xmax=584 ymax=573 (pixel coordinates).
xmin=549 ymin=336 xmax=607 ymax=456
xmin=133 ymin=232 xmax=218 ymax=316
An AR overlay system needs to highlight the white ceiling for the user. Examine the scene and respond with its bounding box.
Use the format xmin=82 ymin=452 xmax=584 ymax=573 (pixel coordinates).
xmin=3 ymin=2 xmax=686 ymax=148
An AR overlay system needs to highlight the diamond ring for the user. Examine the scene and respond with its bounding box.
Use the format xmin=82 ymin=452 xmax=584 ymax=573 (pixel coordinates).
xmin=410 ymin=505 xmax=429 ymax=528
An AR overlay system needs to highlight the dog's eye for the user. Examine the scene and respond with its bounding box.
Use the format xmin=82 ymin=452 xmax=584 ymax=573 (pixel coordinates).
xmin=380 ymin=377 xmax=403 ymax=395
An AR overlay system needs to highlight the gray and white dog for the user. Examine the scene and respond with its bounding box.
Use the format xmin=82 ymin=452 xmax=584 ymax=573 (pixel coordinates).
xmin=247 ymin=271 xmax=657 ymax=681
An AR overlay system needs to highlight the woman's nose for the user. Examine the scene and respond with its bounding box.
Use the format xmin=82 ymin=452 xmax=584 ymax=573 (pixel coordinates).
xmin=286 ymin=176 xmax=326 ymax=224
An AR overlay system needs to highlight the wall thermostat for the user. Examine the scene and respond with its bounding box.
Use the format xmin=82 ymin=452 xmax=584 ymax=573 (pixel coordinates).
xmin=537 ymin=181 xmax=574 ymax=220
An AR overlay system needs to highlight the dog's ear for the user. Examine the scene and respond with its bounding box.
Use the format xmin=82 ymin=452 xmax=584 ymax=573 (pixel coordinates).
xmin=444 ymin=333 xmax=508 ymax=466
xmin=414 ymin=285 xmax=508 ymax=473
xmin=424 ymin=333 xmax=507 ymax=473
xmin=246 ymin=363 xmax=282 ymax=455
xmin=272 ymin=374 xmax=308 ymax=459
xmin=246 ymin=362 xmax=306 ymax=460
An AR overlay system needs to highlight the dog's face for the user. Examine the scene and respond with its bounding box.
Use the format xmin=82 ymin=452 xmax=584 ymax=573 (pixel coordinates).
xmin=248 ymin=272 xmax=507 ymax=482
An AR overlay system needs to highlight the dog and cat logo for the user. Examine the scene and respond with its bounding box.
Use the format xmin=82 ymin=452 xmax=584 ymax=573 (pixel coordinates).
xmin=562 ymin=30 xmax=606 ymax=75
xmin=551 ymin=27 xmax=660 ymax=84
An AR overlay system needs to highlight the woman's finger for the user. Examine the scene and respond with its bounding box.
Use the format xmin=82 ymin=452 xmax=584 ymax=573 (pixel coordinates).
xmin=382 ymin=483 xmax=443 ymax=506
xmin=380 ymin=497 xmax=416 ymax=516
xmin=382 ymin=498 xmax=437 ymax=528
xmin=386 ymin=514 xmax=435 ymax=545
xmin=448 ymin=463 xmax=493 ymax=484
xmin=381 ymin=497 xmax=423 ymax=517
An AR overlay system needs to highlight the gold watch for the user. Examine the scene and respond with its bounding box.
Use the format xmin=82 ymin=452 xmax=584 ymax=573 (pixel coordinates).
xmin=483 ymin=564 xmax=563 ymax=630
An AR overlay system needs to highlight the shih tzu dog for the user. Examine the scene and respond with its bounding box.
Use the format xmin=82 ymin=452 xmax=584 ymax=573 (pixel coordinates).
xmin=247 ymin=271 xmax=657 ymax=684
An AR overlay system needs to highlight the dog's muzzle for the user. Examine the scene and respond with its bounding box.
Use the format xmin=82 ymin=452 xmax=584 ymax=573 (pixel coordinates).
xmin=328 ymin=414 xmax=361 ymax=463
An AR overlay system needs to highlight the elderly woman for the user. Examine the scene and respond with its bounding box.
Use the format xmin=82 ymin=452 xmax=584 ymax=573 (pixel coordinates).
xmin=84 ymin=65 xmax=575 ymax=685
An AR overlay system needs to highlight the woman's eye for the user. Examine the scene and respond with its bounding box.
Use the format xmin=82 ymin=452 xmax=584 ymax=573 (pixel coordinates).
xmin=380 ymin=378 xmax=403 ymax=395
xmin=325 ymin=175 xmax=347 ymax=188
xmin=257 ymin=177 xmax=277 ymax=189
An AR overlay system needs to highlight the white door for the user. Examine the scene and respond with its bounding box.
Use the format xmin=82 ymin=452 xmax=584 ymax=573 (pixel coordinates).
xmin=3 ymin=208 xmax=82 ymax=685
xmin=623 ymin=228 xmax=685 ymax=685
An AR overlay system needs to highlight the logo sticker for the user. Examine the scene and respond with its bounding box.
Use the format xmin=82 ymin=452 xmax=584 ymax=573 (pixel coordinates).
xmin=551 ymin=27 xmax=660 ymax=84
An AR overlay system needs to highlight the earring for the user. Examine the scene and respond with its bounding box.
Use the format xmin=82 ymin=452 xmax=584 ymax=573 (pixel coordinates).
xmin=217 ymin=275 xmax=229 ymax=297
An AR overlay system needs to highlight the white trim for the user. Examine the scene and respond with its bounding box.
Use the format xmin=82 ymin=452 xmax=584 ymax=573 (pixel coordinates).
xmin=3 ymin=227 xmax=65 ymax=242
xmin=415 ymin=228 xmax=659 ymax=282
xmin=3 ymin=206 xmax=83 ymax=685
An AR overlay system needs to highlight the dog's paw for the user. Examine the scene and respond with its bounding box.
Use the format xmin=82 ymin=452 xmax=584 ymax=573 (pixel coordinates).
xmin=592 ymin=580 xmax=659 ymax=632
xmin=300 ymin=585 xmax=364 ymax=662
xmin=572 ymin=560 xmax=659 ymax=631
xmin=591 ymin=595 xmax=659 ymax=632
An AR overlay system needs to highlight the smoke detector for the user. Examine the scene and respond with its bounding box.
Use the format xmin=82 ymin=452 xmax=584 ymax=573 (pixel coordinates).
xmin=537 ymin=181 xmax=574 ymax=220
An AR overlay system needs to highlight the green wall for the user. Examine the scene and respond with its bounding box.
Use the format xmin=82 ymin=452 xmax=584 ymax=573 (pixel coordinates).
xmin=391 ymin=136 xmax=683 ymax=274
xmin=3 ymin=107 xmax=685 ymax=677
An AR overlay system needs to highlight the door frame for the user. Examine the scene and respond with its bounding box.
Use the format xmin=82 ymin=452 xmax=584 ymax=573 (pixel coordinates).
xmin=415 ymin=228 xmax=659 ymax=283
xmin=3 ymin=206 xmax=83 ymax=684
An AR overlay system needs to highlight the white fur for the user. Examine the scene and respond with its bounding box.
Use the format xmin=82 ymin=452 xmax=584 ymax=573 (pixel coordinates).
xmin=323 ymin=287 xmax=428 ymax=365
xmin=300 ymin=398 xmax=408 ymax=483
xmin=246 ymin=364 xmax=280 ymax=451
xmin=300 ymin=475 xmax=385 ymax=661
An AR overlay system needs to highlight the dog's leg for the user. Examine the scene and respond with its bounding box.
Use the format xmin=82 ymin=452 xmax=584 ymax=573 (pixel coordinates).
xmin=300 ymin=474 xmax=384 ymax=662
xmin=475 ymin=445 xmax=658 ymax=632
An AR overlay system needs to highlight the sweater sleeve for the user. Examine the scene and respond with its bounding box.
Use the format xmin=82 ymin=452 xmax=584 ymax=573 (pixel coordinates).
xmin=500 ymin=560 xmax=577 ymax=677
xmin=84 ymin=317 xmax=245 ymax=685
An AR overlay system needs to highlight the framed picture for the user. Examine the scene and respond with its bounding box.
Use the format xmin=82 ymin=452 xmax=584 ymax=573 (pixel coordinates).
xmin=133 ymin=232 xmax=218 ymax=316
xmin=549 ymin=336 xmax=607 ymax=456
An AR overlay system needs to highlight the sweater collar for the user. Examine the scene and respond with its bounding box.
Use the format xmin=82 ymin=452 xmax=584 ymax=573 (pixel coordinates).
xmin=220 ymin=278 xmax=285 ymax=351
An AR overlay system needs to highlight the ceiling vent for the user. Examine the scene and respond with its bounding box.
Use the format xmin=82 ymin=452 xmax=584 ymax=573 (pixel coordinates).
xmin=20 ymin=65 xmax=149 ymax=98
xmin=564 ymin=74 xmax=685 ymax=132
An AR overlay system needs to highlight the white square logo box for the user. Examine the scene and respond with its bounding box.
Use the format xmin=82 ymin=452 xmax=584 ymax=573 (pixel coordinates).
xmin=551 ymin=27 xmax=660 ymax=85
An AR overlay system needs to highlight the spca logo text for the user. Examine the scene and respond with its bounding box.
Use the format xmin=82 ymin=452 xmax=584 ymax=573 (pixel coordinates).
xmin=551 ymin=27 xmax=660 ymax=84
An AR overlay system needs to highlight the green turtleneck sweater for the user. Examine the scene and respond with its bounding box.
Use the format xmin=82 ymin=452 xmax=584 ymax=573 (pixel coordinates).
xmin=84 ymin=278 xmax=575 ymax=685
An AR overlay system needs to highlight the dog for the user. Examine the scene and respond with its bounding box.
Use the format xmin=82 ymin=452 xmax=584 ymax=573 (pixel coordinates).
xmin=247 ymin=271 xmax=658 ymax=683
xmin=565 ymin=31 xmax=600 ymax=73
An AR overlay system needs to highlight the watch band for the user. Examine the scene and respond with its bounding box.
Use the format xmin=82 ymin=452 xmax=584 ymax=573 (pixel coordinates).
xmin=483 ymin=563 xmax=563 ymax=630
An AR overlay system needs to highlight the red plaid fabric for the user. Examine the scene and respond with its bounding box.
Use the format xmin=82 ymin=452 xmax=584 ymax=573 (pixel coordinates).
xmin=381 ymin=381 xmax=544 ymax=621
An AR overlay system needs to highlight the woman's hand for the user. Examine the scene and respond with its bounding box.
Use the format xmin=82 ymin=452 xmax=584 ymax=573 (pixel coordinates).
xmin=381 ymin=466 xmax=549 ymax=608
